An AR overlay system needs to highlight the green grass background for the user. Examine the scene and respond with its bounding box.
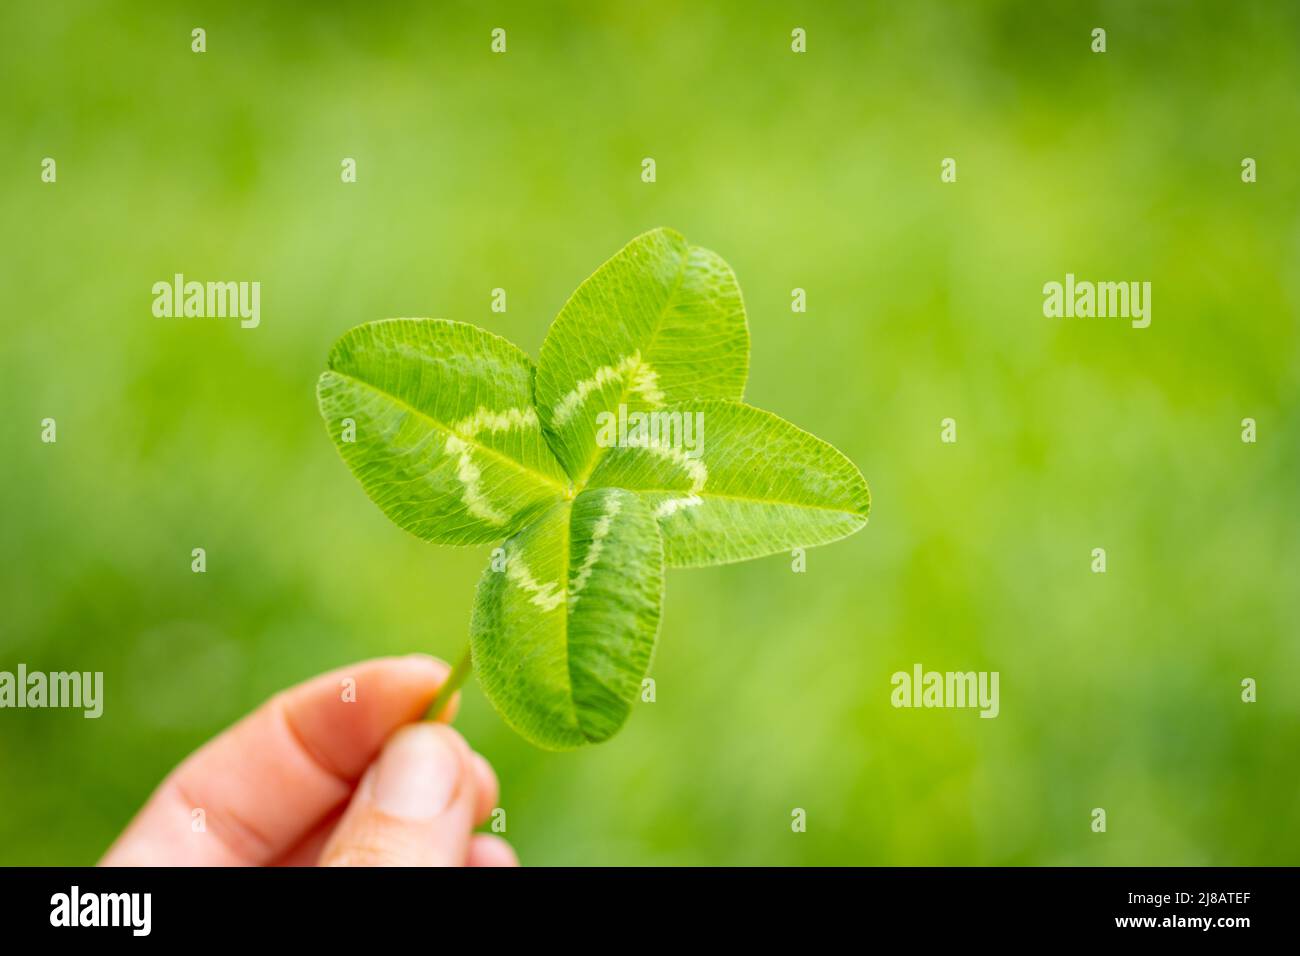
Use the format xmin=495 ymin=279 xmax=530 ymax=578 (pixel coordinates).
xmin=2 ymin=0 xmax=1298 ymax=865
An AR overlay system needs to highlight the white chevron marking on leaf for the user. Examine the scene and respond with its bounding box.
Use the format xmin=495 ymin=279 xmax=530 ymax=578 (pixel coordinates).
xmin=551 ymin=352 xmax=664 ymax=425
xmin=505 ymin=551 xmax=565 ymax=612
xmin=444 ymin=434 xmax=510 ymax=525
xmin=441 ymin=406 xmax=540 ymax=525
xmin=623 ymin=429 xmax=708 ymax=520
xmin=624 ymin=434 xmax=707 ymax=492
xmin=568 ymin=494 xmax=622 ymax=607
xmin=654 ymin=494 xmax=703 ymax=519
xmin=453 ymin=405 xmax=540 ymax=437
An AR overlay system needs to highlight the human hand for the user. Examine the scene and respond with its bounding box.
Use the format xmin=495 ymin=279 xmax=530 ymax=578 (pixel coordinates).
xmin=101 ymin=655 xmax=517 ymax=867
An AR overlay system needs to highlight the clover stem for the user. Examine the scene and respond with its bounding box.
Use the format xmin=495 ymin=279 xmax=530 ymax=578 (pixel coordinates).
xmin=425 ymin=642 xmax=473 ymax=721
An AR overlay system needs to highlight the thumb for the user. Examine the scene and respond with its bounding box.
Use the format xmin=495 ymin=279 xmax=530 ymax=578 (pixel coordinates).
xmin=319 ymin=723 xmax=479 ymax=867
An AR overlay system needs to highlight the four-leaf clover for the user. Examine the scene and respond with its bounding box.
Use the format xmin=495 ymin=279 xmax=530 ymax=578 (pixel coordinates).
xmin=317 ymin=228 xmax=870 ymax=749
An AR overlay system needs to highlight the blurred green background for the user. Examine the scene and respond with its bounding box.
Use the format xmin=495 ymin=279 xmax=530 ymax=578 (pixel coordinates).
xmin=3 ymin=0 xmax=1298 ymax=865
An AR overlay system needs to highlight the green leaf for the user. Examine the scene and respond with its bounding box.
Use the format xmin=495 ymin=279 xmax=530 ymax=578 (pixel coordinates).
xmin=586 ymin=400 xmax=870 ymax=567
xmin=470 ymin=487 xmax=664 ymax=750
xmin=315 ymin=230 xmax=872 ymax=751
xmin=317 ymin=318 xmax=569 ymax=545
xmin=534 ymin=227 xmax=749 ymax=484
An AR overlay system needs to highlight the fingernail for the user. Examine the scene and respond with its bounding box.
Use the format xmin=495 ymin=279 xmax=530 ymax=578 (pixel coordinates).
xmin=370 ymin=726 xmax=461 ymax=820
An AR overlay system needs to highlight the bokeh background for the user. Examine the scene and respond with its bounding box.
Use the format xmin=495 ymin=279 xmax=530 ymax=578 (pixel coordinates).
xmin=3 ymin=0 xmax=1298 ymax=865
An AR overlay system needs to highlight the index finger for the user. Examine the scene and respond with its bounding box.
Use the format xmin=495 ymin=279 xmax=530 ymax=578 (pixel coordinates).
xmin=101 ymin=654 xmax=456 ymax=866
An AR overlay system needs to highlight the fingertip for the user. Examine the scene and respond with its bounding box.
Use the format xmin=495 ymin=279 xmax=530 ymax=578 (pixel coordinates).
xmin=416 ymin=723 xmax=477 ymax=801
xmin=469 ymin=751 xmax=499 ymax=824
xmin=318 ymin=721 xmax=482 ymax=867
xmin=370 ymin=724 xmax=469 ymax=819
xmin=278 ymin=656 xmax=454 ymax=779
xmin=398 ymin=653 xmax=452 ymax=686
xmin=421 ymin=720 xmax=471 ymax=754
xmin=468 ymin=834 xmax=519 ymax=868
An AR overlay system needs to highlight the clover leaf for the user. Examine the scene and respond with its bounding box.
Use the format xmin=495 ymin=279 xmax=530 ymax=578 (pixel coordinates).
xmin=318 ymin=228 xmax=870 ymax=749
